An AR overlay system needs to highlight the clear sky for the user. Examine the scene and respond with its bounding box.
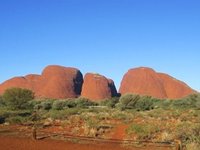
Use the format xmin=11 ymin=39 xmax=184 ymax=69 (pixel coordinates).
xmin=0 ymin=0 xmax=200 ymax=91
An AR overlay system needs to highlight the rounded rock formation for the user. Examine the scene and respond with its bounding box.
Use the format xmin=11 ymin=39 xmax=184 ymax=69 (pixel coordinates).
xmin=0 ymin=74 xmax=40 ymax=95
xmin=38 ymin=65 xmax=83 ymax=99
xmin=119 ymin=67 xmax=195 ymax=99
xmin=81 ymin=73 xmax=117 ymax=101
xmin=158 ymin=73 xmax=195 ymax=99
xmin=0 ymin=65 xmax=83 ymax=99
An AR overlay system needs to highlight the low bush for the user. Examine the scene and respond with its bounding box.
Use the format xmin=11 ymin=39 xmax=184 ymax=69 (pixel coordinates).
xmin=85 ymin=118 xmax=99 ymax=129
xmin=75 ymin=97 xmax=97 ymax=108
xmin=117 ymin=94 xmax=140 ymax=110
xmin=51 ymin=98 xmax=96 ymax=110
xmin=186 ymin=142 xmax=200 ymax=150
xmin=100 ymin=97 xmax=119 ymax=108
xmin=52 ymin=100 xmax=67 ymax=110
xmin=28 ymin=100 xmax=41 ymax=110
xmin=46 ymin=108 xmax=80 ymax=119
xmin=64 ymin=99 xmax=77 ymax=108
xmin=175 ymin=122 xmax=200 ymax=144
xmin=158 ymin=99 xmax=172 ymax=109
xmin=135 ymin=96 xmax=154 ymax=111
xmin=111 ymin=111 xmax=132 ymax=121
xmin=5 ymin=116 xmax=28 ymax=124
xmin=40 ymin=100 xmax=54 ymax=110
xmin=126 ymin=123 xmax=160 ymax=140
xmin=0 ymin=96 xmax=5 ymax=107
xmin=171 ymin=94 xmax=200 ymax=110
xmin=2 ymin=88 xmax=34 ymax=110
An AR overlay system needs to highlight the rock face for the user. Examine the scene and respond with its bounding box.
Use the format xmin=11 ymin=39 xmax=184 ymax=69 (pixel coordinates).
xmin=0 ymin=65 xmax=196 ymax=100
xmin=158 ymin=73 xmax=195 ymax=99
xmin=0 ymin=65 xmax=83 ymax=99
xmin=81 ymin=73 xmax=117 ymax=100
xmin=0 ymin=74 xmax=41 ymax=95
xmin=119 ymin=67 xmax=195 ymax=99
xmin=38 ymin=65 xmax=83 ymax=99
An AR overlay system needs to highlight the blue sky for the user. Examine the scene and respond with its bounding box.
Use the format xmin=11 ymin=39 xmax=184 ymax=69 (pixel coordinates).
xmin=0 ymin=0 xmax=200 ymax=91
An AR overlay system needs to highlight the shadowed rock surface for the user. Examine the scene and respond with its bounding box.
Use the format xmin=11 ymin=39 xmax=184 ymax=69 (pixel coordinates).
xmin=119 ymin=67 xmax=196 ymax=99
xmin=0 ymin=65 xmax=83 ymax=99
xmin=81 ymin=73 xmax=117 ymax=100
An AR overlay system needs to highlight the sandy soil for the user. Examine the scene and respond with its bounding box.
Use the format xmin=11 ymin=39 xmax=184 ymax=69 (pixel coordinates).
xmin=0 ymin=135 xmax=173 ymax=150
xmin=112 ymin=124 xmax=128 ymax=139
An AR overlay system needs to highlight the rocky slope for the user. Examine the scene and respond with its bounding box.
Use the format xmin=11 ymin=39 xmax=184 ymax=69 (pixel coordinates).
xmin=119 ymin=67 xmax=196 ymax=99
xmin=0 ymin=65 xmax=83 ymax=99
xmin=0 ymin=66 xmax=196 ymax=100
xmin=81 ymin=73 xmax=117 ymax=100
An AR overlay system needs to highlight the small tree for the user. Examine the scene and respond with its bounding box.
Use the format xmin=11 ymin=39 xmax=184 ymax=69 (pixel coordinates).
xmin=75 ymin=97 xmax=97 ymax=108
xmin=118 ymin=94 xmax=140 ymax=109
xmin=0 ymin=95 xmax=5 ymax=107
xmin=135 ymin=96 xmax=154 ymax=111
xmin=100 ymin=97 xmax=119 ymax=108
xmin=3 ymin=88 xmax=34 ymax=110
xmin=52 ymin=100 xmax=66 ymax=110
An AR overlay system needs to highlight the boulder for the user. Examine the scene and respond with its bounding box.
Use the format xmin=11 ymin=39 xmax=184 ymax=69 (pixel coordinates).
xmin=0 ymin=65 xmax=83 ymax=99
xmin=81 ymin=73 xmax=117 ymax=100
xmin=119 ymin=67 xmax=195 ymax=99
xmin=37 ymin=65 xmax=83 ymax=99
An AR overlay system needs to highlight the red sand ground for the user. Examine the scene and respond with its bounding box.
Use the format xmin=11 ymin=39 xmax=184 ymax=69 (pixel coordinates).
xmin=0 ymin=125 xmax=174 ymax=150
xmin=112 ymin=124 xmax=128 ymax=140
xmin=0 ymin=136 xmax=173 ymax=150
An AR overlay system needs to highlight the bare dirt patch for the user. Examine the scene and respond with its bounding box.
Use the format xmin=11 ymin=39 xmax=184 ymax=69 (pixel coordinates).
xmin=0 ymin=135 xmax=173 ymax=150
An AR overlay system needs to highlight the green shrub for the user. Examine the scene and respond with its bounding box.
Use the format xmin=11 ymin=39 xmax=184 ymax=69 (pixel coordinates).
xmin=3 ymin=88 xmax=34 ymax=110
xmin=50 ymin=98 xmax=96 ymax=110
xmin=40 ymin=100 xmax=54 ymax=110
xmin=52 ymin=100 xmax=67 ymax=110
xmin=0 ymin=96 xmax=5 ymax=107
xmin=191 ymin=94 xmax=200 ymax=109
xmin=111 ymin=111 xmax=131 ymax=121
xmin=5 ymin=116 xmax=28 ymax=124
xmin=33 ymin=100 xmax=53 ymax=111
xmin=195 ymin=100 xmax=200 ymax=109
xmin=175 ymin=122 xmax=200 ymax=144
xmin=135 ymin=96 xmax=154 ymax=111
xmin=100 ymin=97 xmax=119 ymax=108
xmin=159 ymin=99 xmax=172 ymax=109
xmin=28 ymin=100 xmax=41 ymax=110
xmin=171 ymin=94 xmax=200 ymax=110
xmin=64 ymin=99 xmax=77 ymax=108
xmin=85 ymin=118 xmax=99 ymax=128
xmin=126 ymin=123 xmax=160 ymax=140
xmin=186 ymin=142 xmax=200 ymax=150
xmin=118 ymin=94 xmax=140 ymax=110
xmin=47 ymin=109 xmax=79 ymax=119
xmin=75 ymin=97 xmax=97 ymax=108
xmin=52 ymin=99 xmax=78 ymax=110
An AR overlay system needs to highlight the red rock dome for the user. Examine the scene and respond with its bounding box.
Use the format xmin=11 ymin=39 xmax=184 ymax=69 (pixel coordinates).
xmin=0 ymin=74 xmax=40 ymax=95
xmin=81 ymin=73 xmax=117 ymax=101
xmin=38 ymin=65 xmax=83 ymax=99
xmin=119 ymin=67 xmax=195 ymax=99
xmin=158 ymin=73 xmax=195 ymax=99
xmin=0 ymin=65 xmax=83 ymax=99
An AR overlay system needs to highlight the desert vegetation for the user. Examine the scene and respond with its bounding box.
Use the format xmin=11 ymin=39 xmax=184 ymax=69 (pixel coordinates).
xmin=0 ymin=88 xmax=200 ymax=149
